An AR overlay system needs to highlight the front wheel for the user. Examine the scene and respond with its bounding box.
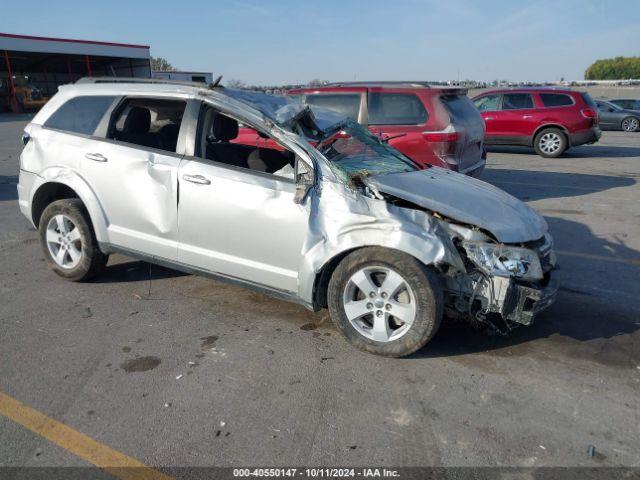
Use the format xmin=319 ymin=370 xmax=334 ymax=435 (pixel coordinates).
xmin=534 ymin=128 xmax=567 ymax=158
xmin=327 ymin=247 xmax=443 ymax=357
xmin=39 ymin=199 xmax=108 ymax=281
xmin=621 ymin=117 xmax=639 ymax=132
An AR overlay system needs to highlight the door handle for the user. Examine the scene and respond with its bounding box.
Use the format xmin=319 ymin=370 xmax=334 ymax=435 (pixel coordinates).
xmin=484 ymin=116 xmax=493 ymax=121
xmin=523 ymin=115 xmax=533 ymax=119
xmin=85 ymin=153 xmax=108 ymax=162
xmin=182 ymin=174 xmax=211 ymax=185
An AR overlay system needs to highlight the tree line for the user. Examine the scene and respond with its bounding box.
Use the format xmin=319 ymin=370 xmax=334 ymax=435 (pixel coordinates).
xmin=585 ymin=56 xmax=640 ymax=80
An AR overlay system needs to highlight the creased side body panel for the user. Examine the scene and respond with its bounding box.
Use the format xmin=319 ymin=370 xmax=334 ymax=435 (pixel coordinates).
xmin=296 ymin=179 xmax=465 ymax=305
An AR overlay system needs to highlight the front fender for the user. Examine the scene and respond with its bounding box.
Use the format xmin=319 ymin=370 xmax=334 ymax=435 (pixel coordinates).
xmin=31 ymin=167 xmax=109 ymax=243
xmin=296 ymin=181 xmax=465 ymax=304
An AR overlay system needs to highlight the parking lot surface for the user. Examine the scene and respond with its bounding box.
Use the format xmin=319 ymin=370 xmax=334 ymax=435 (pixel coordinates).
xmin=0 ymin=113 xmax=639 ymax=472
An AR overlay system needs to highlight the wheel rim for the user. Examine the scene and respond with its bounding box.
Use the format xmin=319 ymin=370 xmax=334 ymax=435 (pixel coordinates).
xmin=539 ymin=132 xmax=562 ymax=154
xmin=46 ymin=214 xmax=82 ymax=269
xmin=622 ymin=118 xmax=638 ymax=132
xmin=342 ymin=265 xmax=416 ymax=343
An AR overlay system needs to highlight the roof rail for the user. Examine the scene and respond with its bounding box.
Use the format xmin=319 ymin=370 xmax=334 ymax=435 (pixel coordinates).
xmin=76 ymin=76 xmax=221 ymax=89
xmin=326 ymin=81 xmax=433 ymax=88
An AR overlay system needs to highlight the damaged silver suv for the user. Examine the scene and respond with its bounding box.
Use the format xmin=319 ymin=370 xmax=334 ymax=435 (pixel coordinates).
xmin=18 ymin=78 xmax=558 ymax=357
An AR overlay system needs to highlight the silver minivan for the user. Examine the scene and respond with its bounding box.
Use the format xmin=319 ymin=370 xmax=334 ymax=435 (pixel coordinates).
xmin=17 ymin=78 xmax=558 ymax=357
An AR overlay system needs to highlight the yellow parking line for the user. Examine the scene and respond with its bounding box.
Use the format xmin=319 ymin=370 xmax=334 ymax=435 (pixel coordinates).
xmin=0 ymin=391 xmax=172 ymax=480
xmin=556 ymin=250 xmax=640 ymax=266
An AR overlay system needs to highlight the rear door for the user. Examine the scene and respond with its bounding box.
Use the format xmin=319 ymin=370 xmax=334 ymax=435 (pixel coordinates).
xmin=496 ymin=93 xmax=538 ymax=140
xmin=82 ymin=96 xmax=187 ymax=260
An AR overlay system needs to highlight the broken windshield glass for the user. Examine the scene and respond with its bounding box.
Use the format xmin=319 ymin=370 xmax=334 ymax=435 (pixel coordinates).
xmin=317 ymin=121 xmax=418 ymax=183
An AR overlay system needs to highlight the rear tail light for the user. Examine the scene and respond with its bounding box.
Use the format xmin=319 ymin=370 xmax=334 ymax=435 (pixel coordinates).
xmin=422 ymin=131 xmax=458 ymax=142
xmin=423 ymin=128 xmax=459 ymax=170
xmin=580 ymin=108 xmax=598 ymax=119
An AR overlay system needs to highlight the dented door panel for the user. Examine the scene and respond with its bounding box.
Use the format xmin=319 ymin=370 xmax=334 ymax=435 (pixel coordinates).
xmin=81 ymin=140 xmax=182 ymax=260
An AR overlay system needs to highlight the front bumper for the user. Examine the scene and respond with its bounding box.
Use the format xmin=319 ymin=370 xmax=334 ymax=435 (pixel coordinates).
xmin=504 ymin=276 xmax=559 ymax=326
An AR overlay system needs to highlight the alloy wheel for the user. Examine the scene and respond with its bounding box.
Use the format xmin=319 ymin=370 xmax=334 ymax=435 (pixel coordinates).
xmin=342 ymin=265 xmax=416 ymax=342
xmin=539 ymin=132 xmax=562 ymax=154
xmin=46 ymin=214 xmax=83 ymax=269
xmin=622 ymin=117 xmax=639 ymax=132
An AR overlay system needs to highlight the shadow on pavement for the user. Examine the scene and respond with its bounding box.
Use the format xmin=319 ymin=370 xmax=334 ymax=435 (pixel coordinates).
xmin=487 ymin=143 xmax=640 ymax=158
xmin=415 ymin=216 xmax=640 ymax=366
xmin=93 ymin=260 xmax=188 ymax=283
xmin=483 ymin=169 xmax=635 ymax=202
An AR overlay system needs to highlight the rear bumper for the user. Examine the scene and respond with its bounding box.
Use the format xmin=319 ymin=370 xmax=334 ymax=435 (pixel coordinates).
xmin=452 ymin=148 xmax=486 ymax=178
xmin=570 ymin=128 xmax=601 ymax=147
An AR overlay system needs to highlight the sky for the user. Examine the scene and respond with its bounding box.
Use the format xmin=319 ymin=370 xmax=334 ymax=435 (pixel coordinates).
xmin=2 ymin=0 xmax=638 ymax=85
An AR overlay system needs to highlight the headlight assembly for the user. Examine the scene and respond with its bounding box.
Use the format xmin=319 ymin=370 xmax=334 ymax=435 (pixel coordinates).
xmin=463 ymin=241 xmax=543 ymax=281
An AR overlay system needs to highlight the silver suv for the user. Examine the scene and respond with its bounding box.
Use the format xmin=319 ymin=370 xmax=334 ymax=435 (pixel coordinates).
xmin=17 ymin=78 xmax=558 ymax=357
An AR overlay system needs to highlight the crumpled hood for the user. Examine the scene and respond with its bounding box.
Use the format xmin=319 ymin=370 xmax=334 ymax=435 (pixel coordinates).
xmin=368 ymin=167 xmax=547 ymax=243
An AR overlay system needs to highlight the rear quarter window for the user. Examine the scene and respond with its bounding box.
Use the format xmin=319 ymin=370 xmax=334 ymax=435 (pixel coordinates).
xmin=441 ymin=95 xmax=482 ymax=123
xmin=540 ymin=93 xmax=574 ymax=107
xmin=367 ymin=92 xmax=427 ymax=125
xmin=44 ymin=96 xmax=115 ymax=135
xmin=580 ymin=92 xmax=597 ymax=109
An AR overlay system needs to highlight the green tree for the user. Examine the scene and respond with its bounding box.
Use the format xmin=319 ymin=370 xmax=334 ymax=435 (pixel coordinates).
xmin=150 ymin=57 xmax=176 ymax=72
xmin=585 ymin=57 xmax=640 ymax=80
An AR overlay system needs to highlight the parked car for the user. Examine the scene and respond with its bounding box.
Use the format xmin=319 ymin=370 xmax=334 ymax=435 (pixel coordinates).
xmin=471 ymin=88 xmax=600 ymax=158
xmin=17 ymin=78 xmax=557 ymax=357
xmin=608 ymin=98 xmax=640 ymax=111
xmin=594 ymin=99 xmax=639 ymax=132
xmin=237 ymin=82 xmax=486 ymax=177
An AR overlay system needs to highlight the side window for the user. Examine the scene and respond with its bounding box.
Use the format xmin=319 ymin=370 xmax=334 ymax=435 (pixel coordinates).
xmin=305 ymin=94 xmax=361 ymax=120
xmin=108 ymin=98 xmax=186 ymax=153
xmin=367 ymin=93 xmax=428 ymax=125
xmin=501 ymin=93 xmax=534 ymax=110
xmin=539 ymin=93 xmax=574 ymax=107
xmin=474 ymin=95 xmax=501 ymax=112
xmin=44 ymin=96 xmax=115 ymax=135
xmin=196 ymin=106 xmax=298 ymax=181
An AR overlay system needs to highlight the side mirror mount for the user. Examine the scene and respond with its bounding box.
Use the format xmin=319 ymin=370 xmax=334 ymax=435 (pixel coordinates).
xmin=293 ymin=158 xmax=314 ymax=204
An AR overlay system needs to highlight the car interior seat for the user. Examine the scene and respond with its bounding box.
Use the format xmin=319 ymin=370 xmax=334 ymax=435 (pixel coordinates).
xmin=118 ymin=107 xmax=163 ymax=150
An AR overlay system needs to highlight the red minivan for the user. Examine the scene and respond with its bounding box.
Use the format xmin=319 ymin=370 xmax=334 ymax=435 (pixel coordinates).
xmin=235 ymin=82 xmax=486 ymax=177
xmin=471 ymin=88 xmax=600 ymax=158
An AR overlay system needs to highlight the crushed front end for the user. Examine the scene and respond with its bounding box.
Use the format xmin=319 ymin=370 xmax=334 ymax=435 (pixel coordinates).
xmin=440 ymin=223 xmax=558 ymax=334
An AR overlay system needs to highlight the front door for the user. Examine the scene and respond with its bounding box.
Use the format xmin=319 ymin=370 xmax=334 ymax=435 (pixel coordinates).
xmin=177 ymin=105 xmax=309 ymax=293
xmin=473 ymin=94 xmax=502 ymax=142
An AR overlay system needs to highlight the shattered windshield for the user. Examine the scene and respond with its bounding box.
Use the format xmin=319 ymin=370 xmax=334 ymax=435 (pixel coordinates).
xmin=316 ymin=121 xmax=417 ymax=183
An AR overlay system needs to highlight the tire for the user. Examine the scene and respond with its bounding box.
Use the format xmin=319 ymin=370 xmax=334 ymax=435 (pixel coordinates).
xmin=621 ymin=116 xmax=639 ymax=132
xmin=327 ymin=247 xmax=443 ymax=357
xmin=38 ymin=199 xmax=108 ymax=281
xmin=533 ymin=128 xmax=567 ymax=158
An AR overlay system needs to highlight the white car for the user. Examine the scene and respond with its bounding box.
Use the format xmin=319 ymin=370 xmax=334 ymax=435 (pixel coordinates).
xmin=17 ymin=78 xmax=557 ymax=357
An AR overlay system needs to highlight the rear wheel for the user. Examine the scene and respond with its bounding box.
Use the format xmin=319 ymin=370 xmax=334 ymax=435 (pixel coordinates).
xmin=621 ymin=117 xmax=639 ymax=132
xmin=534 ymin=128 xmax=567 ymax=158
xmin=327 ymin=247 xmax=443 ymax=357
xmin=39 ymin=199 xmax=108 ymax=281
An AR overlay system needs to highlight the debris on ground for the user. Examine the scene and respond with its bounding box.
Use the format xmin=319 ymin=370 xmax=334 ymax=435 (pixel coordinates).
xmin=587 ymin=445 xmax=596 ymax=458
xmin=175 ymin=374 xmax=183 ymax=380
